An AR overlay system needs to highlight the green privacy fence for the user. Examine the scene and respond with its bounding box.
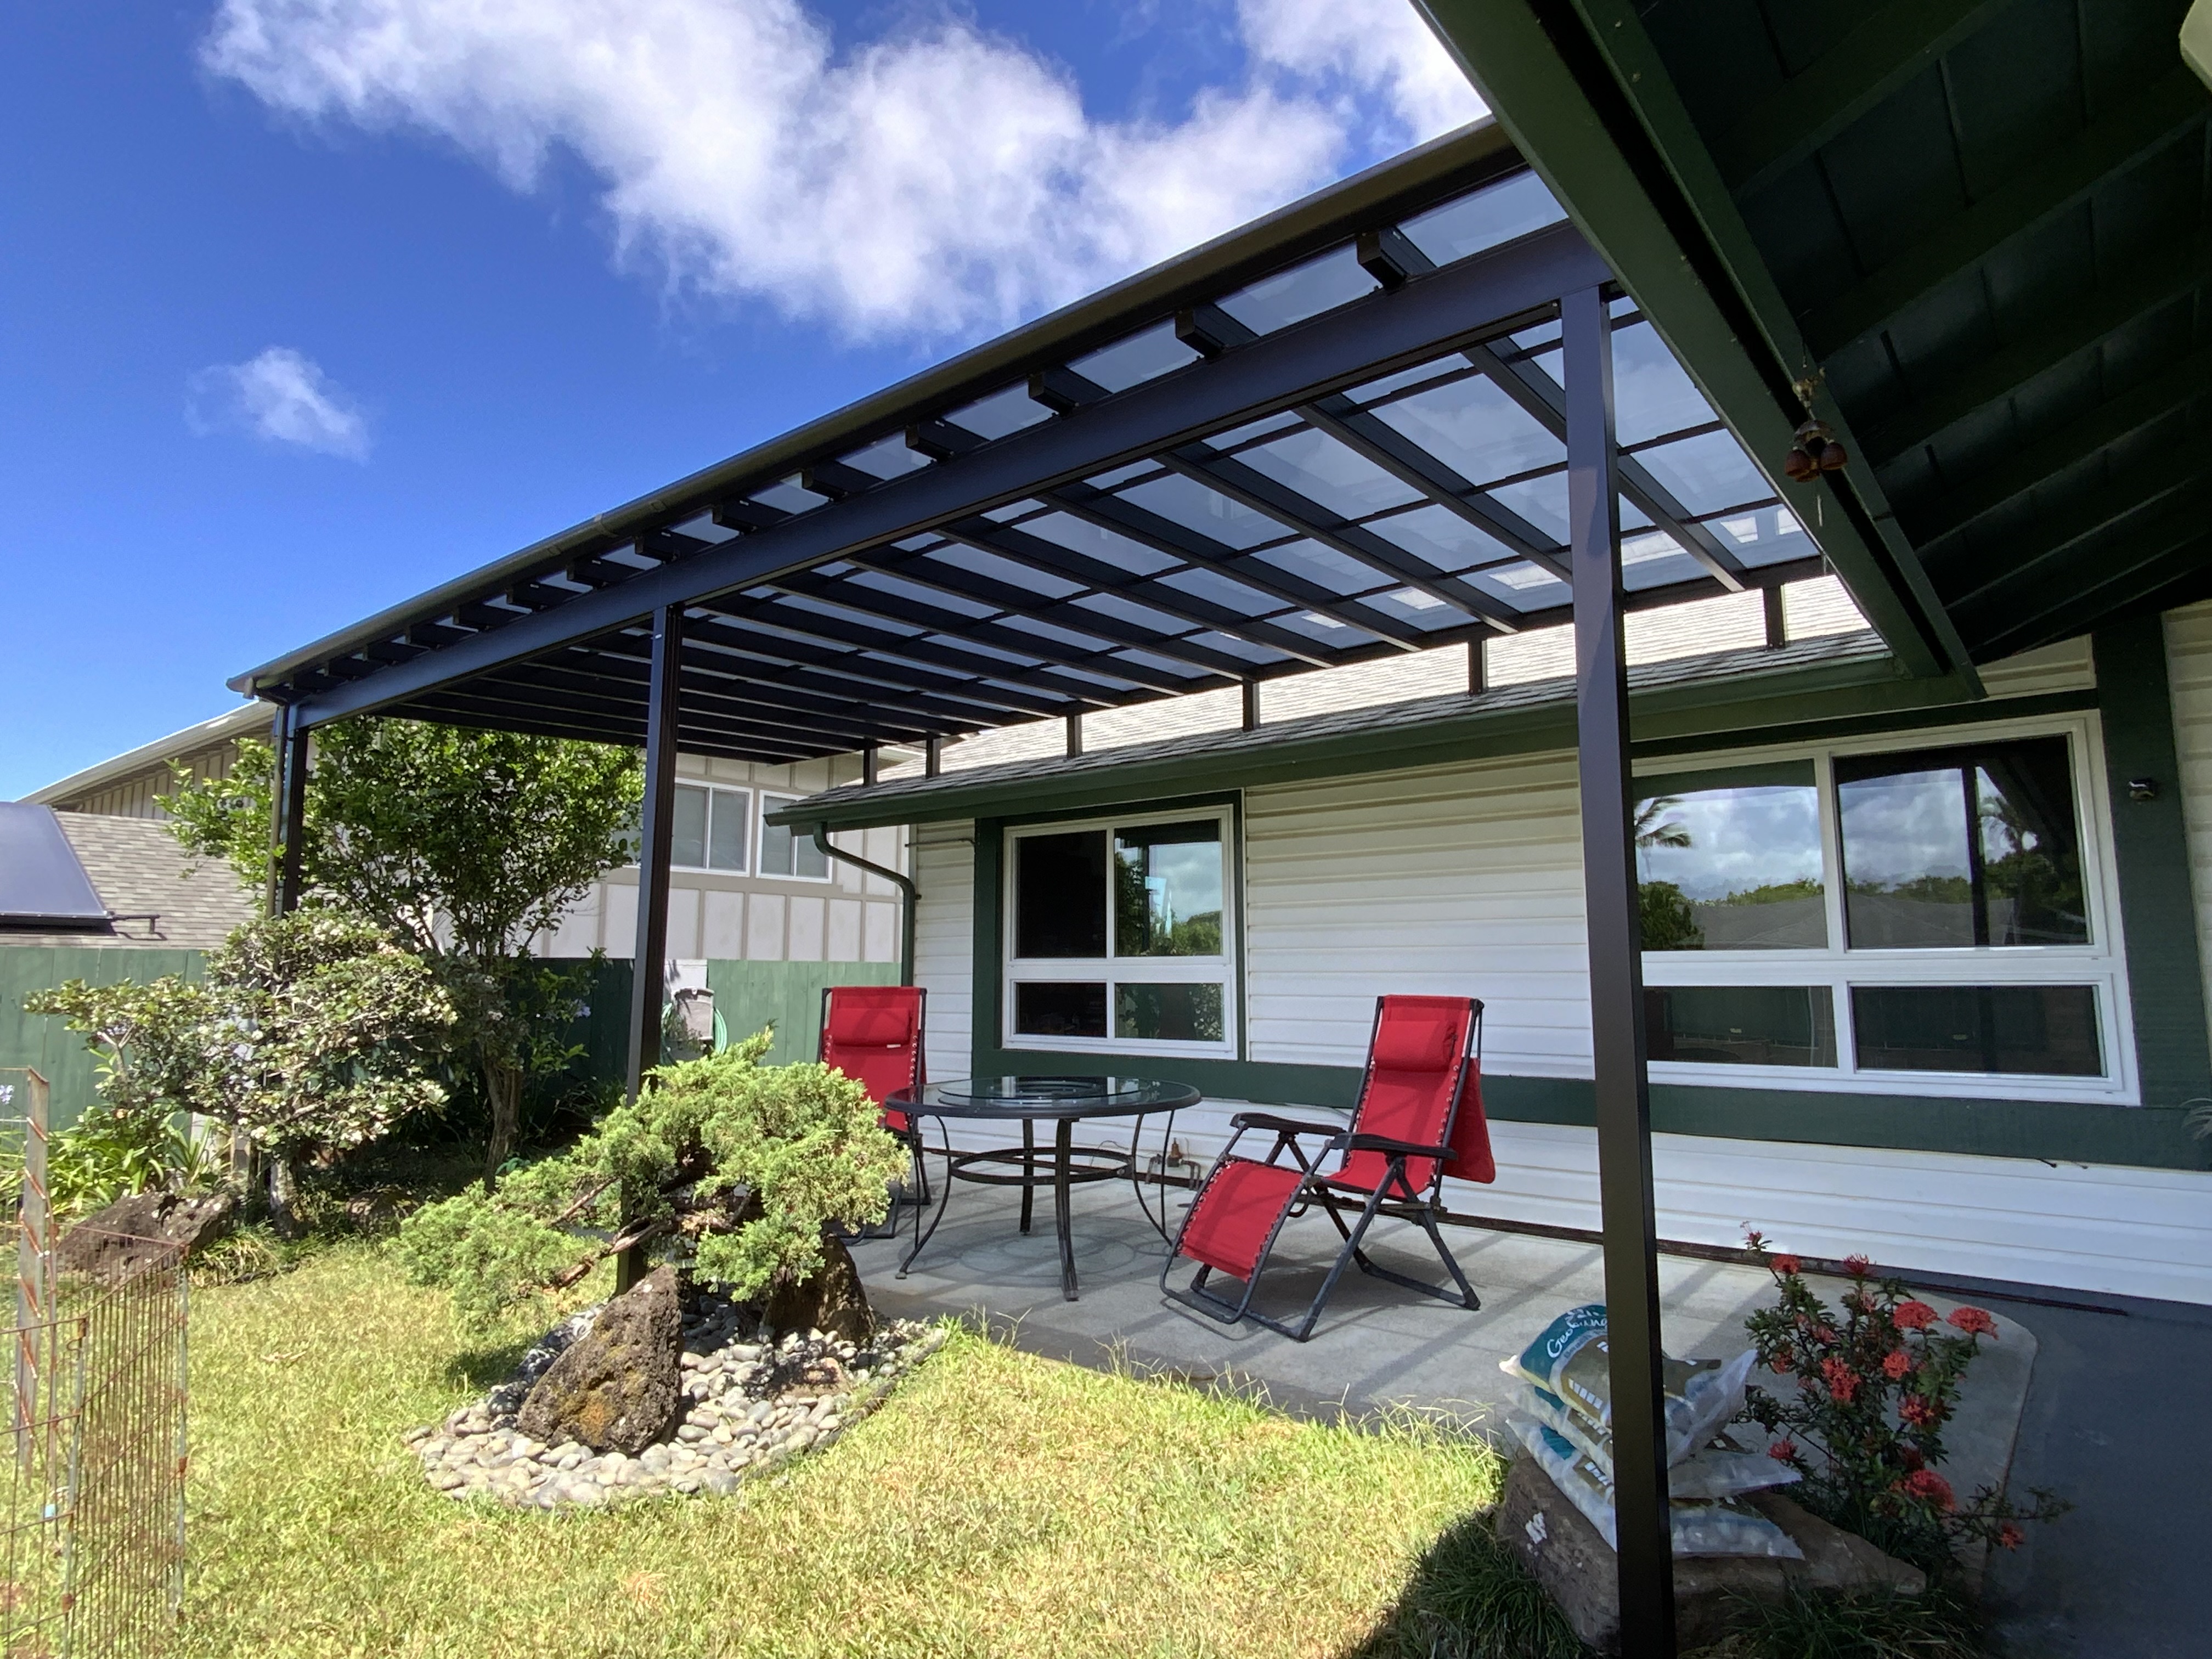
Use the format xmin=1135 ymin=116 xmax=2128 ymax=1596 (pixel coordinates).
xmin=0 ymin=947 xmax=206 ymax=1132
xmin=3 ymin=949 xmax=900 ymax=1132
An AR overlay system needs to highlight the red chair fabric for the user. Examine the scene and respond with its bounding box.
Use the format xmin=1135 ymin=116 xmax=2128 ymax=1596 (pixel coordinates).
xmin=1331 ymin=996 xmax=1476 ymax=1196
xmin=1179 ymin=1159 xmax=1304 ymax=1279
xmin=819 ymin=985 xmax=924 ymax=1133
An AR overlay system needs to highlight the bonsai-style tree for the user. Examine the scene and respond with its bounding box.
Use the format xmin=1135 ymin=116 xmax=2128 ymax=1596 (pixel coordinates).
xmin=27 ymin=910 xmax=455 ymax=1233
xmin=395 ymin=1031 xmax=908 ymax=1328
xmin=163 ymin=718 xmax=642 ymax=1184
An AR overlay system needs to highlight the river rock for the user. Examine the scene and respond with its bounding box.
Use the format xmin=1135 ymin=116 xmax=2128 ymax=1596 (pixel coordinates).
xmin=517 ymin=1266 xmax=682 ymax=1454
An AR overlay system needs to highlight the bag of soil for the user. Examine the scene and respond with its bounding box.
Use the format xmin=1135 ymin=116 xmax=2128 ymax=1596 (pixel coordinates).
xmin=1501 ymin=1304 xmax=1755 ymax=1466
xmin=1502 ymin=1413 xmax=1802 ymax=1559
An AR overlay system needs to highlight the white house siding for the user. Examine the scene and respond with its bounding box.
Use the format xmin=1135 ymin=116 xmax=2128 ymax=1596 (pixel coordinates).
xmin=2162 ymin=600 xmax=2212 ymax=1056
xmin=911 ymin=820 xmax=977 ymax=1087
xmin=532 ymin=751 xmax=906 ymax=964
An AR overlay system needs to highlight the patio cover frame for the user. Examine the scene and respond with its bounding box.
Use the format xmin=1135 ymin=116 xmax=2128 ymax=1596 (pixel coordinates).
xmin=227 ymin=121 xmax=1968 ymax=1649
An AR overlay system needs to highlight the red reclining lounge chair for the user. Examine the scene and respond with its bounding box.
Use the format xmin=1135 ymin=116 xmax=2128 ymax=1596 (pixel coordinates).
xmin=1161 ymin=994 xmax=1491 ymax=1341
xmin=819 ymin=985 xmax=930 ymax=1229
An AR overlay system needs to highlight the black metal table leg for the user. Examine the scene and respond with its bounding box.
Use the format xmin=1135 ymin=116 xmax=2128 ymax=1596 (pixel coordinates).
xmin=898 ymin=1114 xmax=959 ymax=1278
xmin=1019 ymin=1119 xmax=1035 ymax=1234
xmin=1055 ymin=1118 xmax=1077 ymax=1301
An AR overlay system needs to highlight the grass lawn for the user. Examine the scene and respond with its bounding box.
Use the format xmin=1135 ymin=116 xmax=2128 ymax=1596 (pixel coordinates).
xmin=178 ymin=1243 xmax=1515 ymax=1659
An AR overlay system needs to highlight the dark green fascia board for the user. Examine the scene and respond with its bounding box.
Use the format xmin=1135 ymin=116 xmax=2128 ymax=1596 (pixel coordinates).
xmin=959 ymin=1051 xmax=2211 ymax=1172
xmin=1412 ymin=0 xmax=1974 ymax=687
xmin=1860 ymin=230 xmax=2212 ymax=465
xmin=776 ymin=642 xmax=2011 ymax=832
xmin=1707 ymin=0 xmax=2019 ymax=199
xmin=1799 ymin=66 xmax=2210 ymax=359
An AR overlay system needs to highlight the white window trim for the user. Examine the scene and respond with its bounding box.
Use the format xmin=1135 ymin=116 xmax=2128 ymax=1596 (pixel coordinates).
xmin=669 ymin=782 xmax=753 ymax=876
xmin=1633 ymin=709 xmax=2137 ymax=1104
xmin=1003 ymin=806 xmax=1239 ymax=1060
xmin=758 ymin=793 xmax=834 ymax=884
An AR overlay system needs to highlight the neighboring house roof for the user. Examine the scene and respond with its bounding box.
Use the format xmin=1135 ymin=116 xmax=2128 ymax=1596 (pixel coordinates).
xmin=21 ymin=703 xmax=274 ymax=809
xmin=0 ymin=813 xmax=256 ymax=950
xmin=769 ymin=628 xmax=1944 ymax=831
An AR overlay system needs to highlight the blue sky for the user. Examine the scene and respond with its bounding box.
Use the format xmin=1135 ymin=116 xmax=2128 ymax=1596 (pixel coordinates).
xmin=0 ymin=0 xmax=1477 ymax=799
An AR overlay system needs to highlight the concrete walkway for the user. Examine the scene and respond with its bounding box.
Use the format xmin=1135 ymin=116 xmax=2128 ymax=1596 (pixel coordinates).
xmin=847 ymin=1174 xmax=2034 ymax=1519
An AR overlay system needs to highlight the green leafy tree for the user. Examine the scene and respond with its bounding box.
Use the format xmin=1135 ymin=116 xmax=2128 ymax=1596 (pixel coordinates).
xmin=26 ymin=911 xmax=455 ymax=1233
xmin=395 ymin=1030 xmax=908 ymax=1325
xmin=163 ymin=719 xmax=642 ymax=1184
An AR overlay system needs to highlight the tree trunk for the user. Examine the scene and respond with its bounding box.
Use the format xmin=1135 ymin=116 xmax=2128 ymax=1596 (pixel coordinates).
xmin=482 ymin=1056 xmax=523 ymax=1190
xmin=266 ymin=1153 xmax=301 ymax=1240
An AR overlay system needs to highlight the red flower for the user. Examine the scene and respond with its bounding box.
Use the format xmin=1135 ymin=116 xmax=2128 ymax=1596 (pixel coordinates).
xmin=1770 ymin=1253 xmax=1802 ymax=1277
xmin=1820 ymin=1357 xmax=1859 ymax=1403
xmin=1946 ymin=1306 xmax=1999 ymax=1337
xmin=1769 ymin=1356 xmax=1792 ymax=1375
xmin=1999 ymin=1523 xmax=2025 ymax=1551
xmin=1899 ymin=1395 xmax=1942 ymax=1429
xmin=1897 ymin=1469 xmax=1955 ymax=1511
xmin=1892 ymin=1300 xmax=1939 ymax=1331
xmin=1768 ymin=1440 xmax=1797 ymax=1462
xmin=1881 ymin=1350 xmax=1913 ymax=1380
xmin=1843 ymin=1254 xmax=1872 ymax=1277
xmin=1813 ymin=1324 xmax=1838 ymax=1345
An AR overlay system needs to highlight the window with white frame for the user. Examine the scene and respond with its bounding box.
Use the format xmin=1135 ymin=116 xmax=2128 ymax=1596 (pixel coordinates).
xmin=671 ymin=783 xmax=751 ymax=873
xmin=1004 ymin=809 xmax=1237 ymax=1057
xmin=1633 ymin=715 xmax=2131 ymax=1100
xmin=758 ymin=794 xmax=831 ymax=881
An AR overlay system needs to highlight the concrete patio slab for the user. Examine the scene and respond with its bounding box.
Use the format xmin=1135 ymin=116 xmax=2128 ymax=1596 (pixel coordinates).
xmin=848 ymin=1174 xmax=2035 ymax=1514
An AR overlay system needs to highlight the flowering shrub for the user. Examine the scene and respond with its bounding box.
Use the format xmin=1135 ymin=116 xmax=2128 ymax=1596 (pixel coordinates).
xmin=1738 ymin=1232 xmax=2066 ymax=1571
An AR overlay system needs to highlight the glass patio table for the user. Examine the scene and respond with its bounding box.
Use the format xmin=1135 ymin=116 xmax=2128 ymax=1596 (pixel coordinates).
xmin=886 ymin=1076 xmax=1200 ymax=1301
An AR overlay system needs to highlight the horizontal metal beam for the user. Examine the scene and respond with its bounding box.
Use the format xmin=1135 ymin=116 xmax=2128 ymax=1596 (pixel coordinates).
xmin=669 ymin=612 xmax=1078 ymax=719
xmin=1801 ymin=67 xmax=2210 ymax=357
xmin=284 ymin=220 xmax=1610 ymax=727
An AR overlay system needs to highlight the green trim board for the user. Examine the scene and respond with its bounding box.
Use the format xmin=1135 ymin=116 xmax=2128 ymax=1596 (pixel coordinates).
xmin=2091 ymin=618 xmax=2212 ymax=1114
xmin=952 ymin=1051 xmax=2211 ymax=1173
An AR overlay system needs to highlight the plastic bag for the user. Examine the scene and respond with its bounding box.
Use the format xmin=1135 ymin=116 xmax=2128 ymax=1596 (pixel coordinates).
xmin=1501 ymin=1304 xmax=1756 ymax=1465
xmin=1513 ymin=1383 xmax=1797 ymax=1500
xmin=1502 ymin=1413 xmax=1802 ymax=1559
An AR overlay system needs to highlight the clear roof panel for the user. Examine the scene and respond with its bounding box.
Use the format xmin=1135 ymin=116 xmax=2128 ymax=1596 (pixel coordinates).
xmin=1201 ymin=410 xmax=1305 ymax=452
xmin=750 ymin=478 xmax=830 ymax=515
xmin=841 ymin=433 xmax=932 ymax=481
xmin=1368 ymin=375 xmax=1563 ymax=487
xmin=1465 ymin=560 xmax=1569 ymax=609
xmin=1236 ymin=427 xmax=1426 ymax=519
xmin=1241 ymin=539 xmax=1395 ymax=594
xmin=1397 ymin=171 xmax=1569 ymax=266
xmin=1620 ymin=532 xmax=1705 ymax=592
xmin=1633 ymin=428 xmax=1772 ymax=516
xmin=945 ymin=383 xmax=1055 ymax=441
xmin=1183 ymin=629 xmax=1286 ymax=664
xmin=1365 ymin=505 xmax=1523 ymax=572
xmin=845 ymin=569 xmax=998 ymax=617
xmin=1215 ymin=245 xmax=1376 ymax=335
xmin=926 ymin=543 xmax=1086 ymax=597
xmin=1151 ymin=566 xmax=1283 ymax=616
xmin=1611 ymin=319 xmax=1719 ymax=447
xmin=1714 ymin=505 xmax=1813 ymax=569
xmin=1485 ymin=472 xmax=1571 ymax=543
xmin=1118 ymin=474 xmax=1290 ymax=550
xmin=1070 ymin=320 xmax=1201 ymax=392
xmin=1022 ymin=512 xmax=1183 ymax=575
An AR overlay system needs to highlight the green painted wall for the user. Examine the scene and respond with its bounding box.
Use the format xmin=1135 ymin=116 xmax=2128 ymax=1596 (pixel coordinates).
xmin=0 ymin=947 xmax=205 ymax=1131
xmin=705 ymin=959 xmax=901 ymax=1067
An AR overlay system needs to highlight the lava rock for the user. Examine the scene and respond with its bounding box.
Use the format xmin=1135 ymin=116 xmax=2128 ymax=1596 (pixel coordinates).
xmin=517 ymin=1266 xmax=682 ymax=1454
xmin=763 ymin=1235 xmax=873 ymax=1344
xmin=57 ymin=1191 xmax=232 ymax=1281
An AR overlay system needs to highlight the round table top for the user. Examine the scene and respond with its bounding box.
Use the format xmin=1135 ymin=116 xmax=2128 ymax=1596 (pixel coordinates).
xmin=890 ymin=1075 xmax=1201 ymax=1120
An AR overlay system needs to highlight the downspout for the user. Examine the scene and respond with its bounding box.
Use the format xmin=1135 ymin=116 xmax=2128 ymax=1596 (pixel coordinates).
xmin=812 ymin=824 xmax=917 ymax=988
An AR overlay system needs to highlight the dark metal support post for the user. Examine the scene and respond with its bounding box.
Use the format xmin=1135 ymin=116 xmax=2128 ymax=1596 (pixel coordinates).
xmin=1565 ymin=284 xmax=1675 ymax=1654
xmin=862 ymin=742 xmax=881 ymax=786
xmin=1242 ymin=681 xmax=1261 ymax=730
xmin=619 ymin=603 xmax=684 ymax=1293
xmin=1065 ymin=714 xmax=1084 ymax=757
xmin=1469 ymin=636 xmax=1488 ymax=694
xmin=268 ymin=704 xmax=310 ymax=917
xmin=924 ymin=736 xmax=944 ymax=778
xmin=1763 ymin=585 xmax=1787 ymax=648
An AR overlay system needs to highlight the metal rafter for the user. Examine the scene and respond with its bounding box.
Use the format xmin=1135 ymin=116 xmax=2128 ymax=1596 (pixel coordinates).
xmin=506 ymin=652 xmax=968 ymax=746
xmin=670 ymin=612 xmax=1080 ymax=719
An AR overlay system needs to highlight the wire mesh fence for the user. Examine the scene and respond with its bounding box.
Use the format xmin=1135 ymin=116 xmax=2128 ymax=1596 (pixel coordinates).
xmin=0 ymin=1070 xmax=187 ymax=1659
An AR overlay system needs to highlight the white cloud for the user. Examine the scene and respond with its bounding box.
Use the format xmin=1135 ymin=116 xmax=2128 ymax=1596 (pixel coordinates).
xmin=199 ymin=0 xmax=1483 ymax=340
xmin=187 ymin=346 xmax=371 ymax=459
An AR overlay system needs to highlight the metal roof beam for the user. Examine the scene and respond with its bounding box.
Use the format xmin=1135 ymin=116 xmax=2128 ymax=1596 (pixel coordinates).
xmin=1973 ymin=525 xmax=2212 ymax=661
xmin=561 ymin=641 xmax=986 ymax=736
xmin=1906 ymin=342 xmax=2212 ymax=543
xmin=1801 ymin=66 xmax=2210 ymax=356
xmin=1709 ymin=0 xmax=2017 ymax=198
xmin=518 ymin=650 xmax=970 ymax=745
xmin=276 ymin=219 xmax=1609 ymax=726
xmin=1936 ymin=461 xmax=2205 ymax=613
xmin=671 ymin=613 xmax=1085 ymax=719
xmin=404 ymin=689 xmax=820 ymax=763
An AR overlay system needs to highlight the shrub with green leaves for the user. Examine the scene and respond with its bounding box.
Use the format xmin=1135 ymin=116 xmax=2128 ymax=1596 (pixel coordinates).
xmin=396 ymin=1030 xmax=907 ymax=1324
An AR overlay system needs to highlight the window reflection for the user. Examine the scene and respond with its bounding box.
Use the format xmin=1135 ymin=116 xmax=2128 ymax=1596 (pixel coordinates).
xmin=1015 ymin=831 xmax=1107 ymax=957
xmin=1114 ymin=821 xmax=1224 ymax=956
xmin=1634 ymin=769 xmax=1826 ymax=950
xmin=1836 ymin=737 xmax=2087 ymax=949
xmin=1645 ymin=986 xmax=1836 ymax=1066
xmin=1853 ymin=985 xmax=2101 ymax=1076
xmin=1116 ymin=983 xmax=1226 ymax=1043
xmin=1015 ymin=982 xmax=1108 ymax=1039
